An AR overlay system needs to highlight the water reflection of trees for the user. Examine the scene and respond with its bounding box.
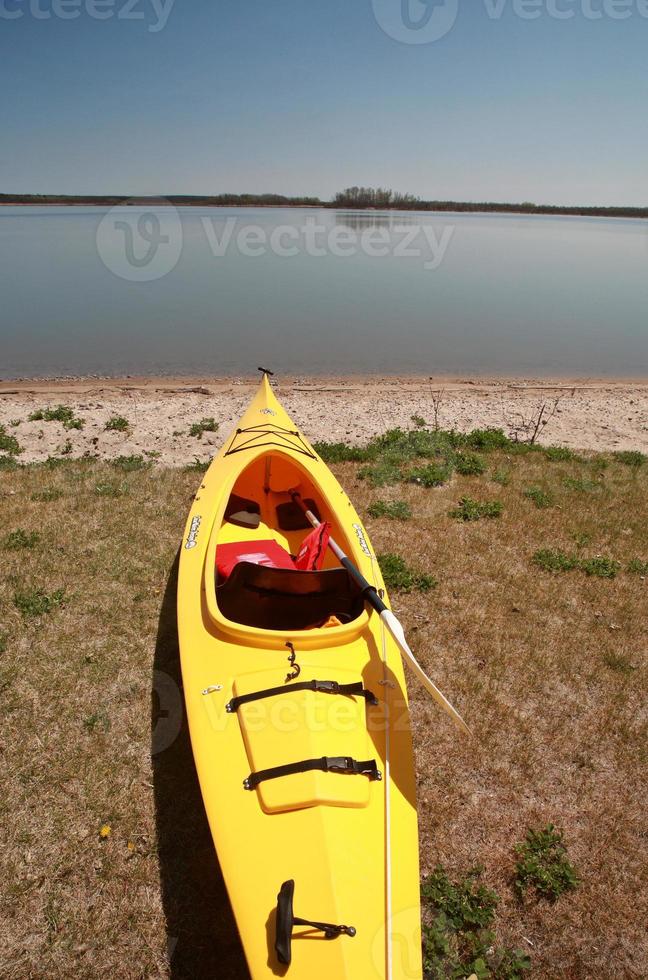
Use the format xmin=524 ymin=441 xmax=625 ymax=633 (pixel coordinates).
xmin=335 ymin=212 xmax=419 ymax=230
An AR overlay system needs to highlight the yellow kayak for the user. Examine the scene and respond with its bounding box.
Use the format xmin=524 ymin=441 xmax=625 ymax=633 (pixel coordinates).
xmin=177 ymin=373 xmax=422 ymax=979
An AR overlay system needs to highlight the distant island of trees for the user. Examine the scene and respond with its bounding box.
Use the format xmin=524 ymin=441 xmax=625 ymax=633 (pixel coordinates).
xmin=1 ymin=188 xmax=646 ymax=220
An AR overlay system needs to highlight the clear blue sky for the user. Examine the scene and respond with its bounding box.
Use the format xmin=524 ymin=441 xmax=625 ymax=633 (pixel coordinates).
xmin=1 ymin=0 xmax=646 ymax=205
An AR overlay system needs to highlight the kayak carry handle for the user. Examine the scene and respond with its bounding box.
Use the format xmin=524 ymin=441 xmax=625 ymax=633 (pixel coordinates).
xmin=274 ymin=879 xmax=356 ymax=966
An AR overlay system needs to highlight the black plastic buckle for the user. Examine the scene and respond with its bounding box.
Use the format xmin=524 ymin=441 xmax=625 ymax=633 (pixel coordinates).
xmin=313 ymin=680 xmax=339 ymax=694
xmin=326 ymin=756 xmax=355 ymax=773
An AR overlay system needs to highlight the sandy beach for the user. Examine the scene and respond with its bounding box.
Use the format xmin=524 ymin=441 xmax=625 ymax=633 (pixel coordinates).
xmin=1 ymin=375 xmax=647 ymax=464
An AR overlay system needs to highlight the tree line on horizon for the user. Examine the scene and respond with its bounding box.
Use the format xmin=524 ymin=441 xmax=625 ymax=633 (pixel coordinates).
xmin=1 ymin=190 xmax=646 ymax=219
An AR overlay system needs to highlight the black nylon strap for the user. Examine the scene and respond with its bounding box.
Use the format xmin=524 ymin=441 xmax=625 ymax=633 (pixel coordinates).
xmin=227 ymin=679 xmax=378 ymax=713
xmin=244 ymin=756 xmax=382 ymax=790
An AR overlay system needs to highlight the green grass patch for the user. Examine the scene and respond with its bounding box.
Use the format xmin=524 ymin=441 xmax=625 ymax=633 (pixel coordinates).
xmin=83 ymin=710 xmax=111 ymax=733
xmin=105 ymin=415 xmax=130 ymax=432
xmin=422 ymin=866 xmax=531 ymax=980
xmin=534 ymin=549 xmax=620 ymax=578
xmin=628 ymin=558 xmax=648 ymax=575
xmin=30 ymin=487 xmax=63 ymax=502
xmin=407 ymin=463 xmax=453 ymax=488
xmin=183 ymin=458 xmax=210 ymax=473
xmin=367 ymin=500 xmax=412 ymax=521
xmin=3 ymin=529 xmax=40 ymax=550
xmin=603 ymin=652 xmax=636 ymax=674
xmin=532 ymin=549 xmax=579 ymax=573
xmin=514 ymin=825 xmax=578 ymax=901
xmin=615 ymin=450 xmax=646 ymax=468
xmin=545 ymin=446 xmax=578 ymax=462
xmin=358 ymin=461 xmax=402 ymax=488
xmin=189 ymin=417 xmax=219 ymax=439
xmin=563 ymin=476 xmax=600 ymax=493
xmin=111 ymin=455 xmax=151 ymax=472
xmin=29 ymin=405 xmax=84 ymax=429
xmin=378 ymin=553 xmax=437 ymax=593
xmin=579 ymin=556 xmax=621 ymax=579
xmin=463 ymin=428 xmax=513 ymax=451
xmin=13 ymin=587 xmax=66 ymax=617
xmin=313 ymin=441 xmax=369 ymax=463
xmin=95 ymin=482 xmax=129 ymax=497
xmin=0 ymin=423 xmax=22 ymax=456
xmin=454 ymin=452 xmax=486 ymax=476
xmin=411 ymin=414 xmax=426 ymax=428
xmin=449 ymin=497 xmax=503 ymax=522
xmin=524 ymin=486 xmax=554 ymax=509
xmin=491 ymin=468 xmax=511 ymax=486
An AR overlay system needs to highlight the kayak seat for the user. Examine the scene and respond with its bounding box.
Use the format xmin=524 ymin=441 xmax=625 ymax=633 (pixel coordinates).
xmin=217 ymin=562 xmax=363 ymax=631
xmin=224 ymin=493 xmax=261 ymax=530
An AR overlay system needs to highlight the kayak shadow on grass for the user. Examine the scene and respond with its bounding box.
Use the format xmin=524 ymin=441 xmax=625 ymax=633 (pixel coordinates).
xmin=152 ymin=551 xmax=250 ymax=980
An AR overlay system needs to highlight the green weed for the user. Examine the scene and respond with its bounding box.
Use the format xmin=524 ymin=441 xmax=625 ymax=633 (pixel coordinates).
xmin=378 ymin=553 xmax=437 ymax=593
xmin=0 ymin=634 xmax=6 ymax=654
xmin=367 ymin=500 xmax=412 ymax=521
xmin=563 ymin=476 xmax=600 ymax=493
xmin=545 ymin=446 xmax=577 ymax=462
xmin=105 ymin=415 xmax=130 ymax=432
xmin=464 ymin=428 xmax=512 ymax=451
xmin=83 ymin=711 xmax=110 ymax=733
xmin=454 ymin=452 xmax=486 ymax=476
xmin=615 ymin=450 xmax=646 ymax=468
xmin=95 ymin=482 xmax=129 ymax=497
xmin=579 ymin=556 xmax=620 ymax=579
xmin=30 ymin=488 xmax=63 ymax=502
xmin=449 ymin=497 xmax=503 ymax=522
xmin=491 ymin=468 xmax=511 ymax=486
xmin=3 ymin=529 xmax=40 ymax=550
xmin=407 ymin=463 xmax=453 ymax=488
xmin=111 ymin=455 xmax=151 ymax=472
xmin=603 ymin=653 xmax=636 ymax=674
xmin=313 ymin=441 xmax=369 ymax=463
xmin=0 ymin=424 xmax=22 ymax=456
xmin=628 ymin=558 xmax=648 ymax=575
xmin=29 ymin=405 xmax=84 ymax=429
xmin=359 ymin=461 xmax=402 ymax=488
xmin=13 ymin=587 xmax=66 ymax=617
xmin=189 ymin=417 xmax=219 ymax=439
xmin=183 ymin=458 xmax=209 ymax=473
xmin=532 ymin=549 xmax=579 ymax=573
xmin=524 ymin=486 xmax=554 ymax=509
xmin=514 ymin=825 xmax=578 ymax=901
xmin=411 ymin=414 xmax=426 ymax=428
xmin=422 ymin=867 xmax=531 ymax=980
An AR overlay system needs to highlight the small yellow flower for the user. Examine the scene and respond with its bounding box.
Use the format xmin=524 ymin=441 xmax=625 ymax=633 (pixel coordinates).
xmin=127 ymin=840 xmax=135 ymax=852
xmin=99 ymin=824 xmax=112 ymax=839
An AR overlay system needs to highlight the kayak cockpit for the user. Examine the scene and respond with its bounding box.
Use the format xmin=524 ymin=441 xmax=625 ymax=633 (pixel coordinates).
xmin=217 ymin=562 xmax=363 ymax=630
xmin=205 ymin=451 xmax=368 ymax=638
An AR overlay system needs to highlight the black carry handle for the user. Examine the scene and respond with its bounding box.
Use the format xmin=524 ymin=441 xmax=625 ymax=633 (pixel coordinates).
xmin=275 ymin=879 xmax=356 ymax=966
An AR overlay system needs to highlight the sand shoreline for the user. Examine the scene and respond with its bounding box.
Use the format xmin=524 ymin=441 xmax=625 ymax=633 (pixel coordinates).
xmin=1 ymin=375 xmax=647 ymax=463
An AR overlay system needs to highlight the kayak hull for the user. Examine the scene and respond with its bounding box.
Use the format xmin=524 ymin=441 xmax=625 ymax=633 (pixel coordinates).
xmin=177 ymin=377 xmax=422 ymax=978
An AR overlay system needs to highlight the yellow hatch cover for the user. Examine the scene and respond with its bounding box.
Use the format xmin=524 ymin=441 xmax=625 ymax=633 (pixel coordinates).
xmin=234 ymin=667 xmax=378 ymax=814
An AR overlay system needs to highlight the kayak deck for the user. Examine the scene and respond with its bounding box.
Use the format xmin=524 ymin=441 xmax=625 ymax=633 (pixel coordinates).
xmin=178 ymin=377 xmax=422 ymax=978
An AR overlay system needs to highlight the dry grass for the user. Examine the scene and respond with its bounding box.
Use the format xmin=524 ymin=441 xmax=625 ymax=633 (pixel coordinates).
xmin=0 ymin=449 xmax=646 ymax=979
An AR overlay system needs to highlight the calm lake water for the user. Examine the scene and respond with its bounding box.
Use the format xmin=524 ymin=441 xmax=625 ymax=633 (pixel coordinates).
xmin=1 ymin=206 xmax=647 ymax=378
